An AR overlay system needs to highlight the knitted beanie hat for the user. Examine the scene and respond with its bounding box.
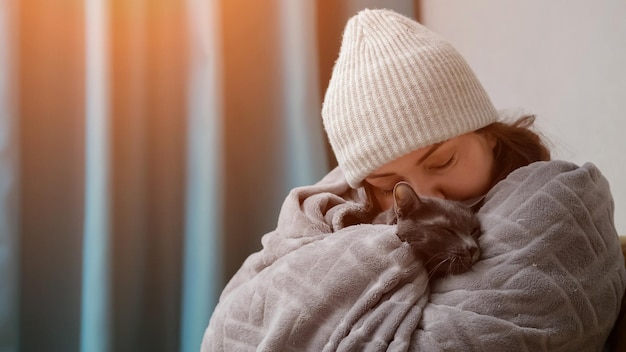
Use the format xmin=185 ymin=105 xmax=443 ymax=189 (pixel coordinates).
xmin=322 ymin=8 xmax=499 ymax=188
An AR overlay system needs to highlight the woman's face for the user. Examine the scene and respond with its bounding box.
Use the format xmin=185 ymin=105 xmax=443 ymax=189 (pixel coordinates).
xmin=364 ymin=132 xmax=497 ymax=210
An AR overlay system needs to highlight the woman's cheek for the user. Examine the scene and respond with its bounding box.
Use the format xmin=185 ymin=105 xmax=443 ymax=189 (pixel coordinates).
xmin=375 ymin=193 xmax=393 ymax=211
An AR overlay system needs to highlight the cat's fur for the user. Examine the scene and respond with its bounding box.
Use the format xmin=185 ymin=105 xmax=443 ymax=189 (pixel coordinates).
xmin=377 ymin=182 xmax=481 ymax=278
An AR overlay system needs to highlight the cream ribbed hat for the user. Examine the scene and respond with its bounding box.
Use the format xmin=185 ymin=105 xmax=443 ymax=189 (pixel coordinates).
xmin=322 ymin=8 xmax=499 ymax=188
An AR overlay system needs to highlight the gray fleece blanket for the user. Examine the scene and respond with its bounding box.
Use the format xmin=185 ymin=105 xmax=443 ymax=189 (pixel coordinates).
xmin=202 ymin=161 xmax=626 ymax=351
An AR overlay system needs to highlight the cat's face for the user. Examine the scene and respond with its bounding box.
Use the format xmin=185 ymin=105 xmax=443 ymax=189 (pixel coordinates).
xmin=393 ymin=182 xmax=481 ymax=278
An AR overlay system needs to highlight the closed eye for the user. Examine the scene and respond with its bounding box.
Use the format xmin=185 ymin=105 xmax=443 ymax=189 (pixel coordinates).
xmin=429 ymin=153 xmax=456 ymax=170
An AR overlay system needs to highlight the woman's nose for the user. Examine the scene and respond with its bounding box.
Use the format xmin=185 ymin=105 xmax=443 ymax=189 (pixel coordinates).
xmin=405 ymin=178 xmax=445 ymax=199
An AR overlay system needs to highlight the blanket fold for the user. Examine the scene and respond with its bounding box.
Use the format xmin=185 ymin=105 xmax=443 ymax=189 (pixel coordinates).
xmin=202 ymin=161 xmax=626 ymax=352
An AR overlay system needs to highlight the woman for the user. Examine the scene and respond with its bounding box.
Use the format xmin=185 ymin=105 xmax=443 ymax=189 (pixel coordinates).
xmin=203 ymin=9 xmax=625 ymax=351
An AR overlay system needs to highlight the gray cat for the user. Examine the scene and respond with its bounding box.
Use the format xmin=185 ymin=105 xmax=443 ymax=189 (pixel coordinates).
xmin=382 ymin=182 xmax=482 ymax=278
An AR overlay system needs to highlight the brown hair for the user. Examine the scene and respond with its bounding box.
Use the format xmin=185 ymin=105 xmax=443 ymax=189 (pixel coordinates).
xmin=478 ymin=114 xmax=551 ymax=189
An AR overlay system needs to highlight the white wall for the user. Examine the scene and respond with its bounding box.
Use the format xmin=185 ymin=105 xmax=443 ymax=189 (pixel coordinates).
xmin=421 ymin=0 xmax=626 ymax=234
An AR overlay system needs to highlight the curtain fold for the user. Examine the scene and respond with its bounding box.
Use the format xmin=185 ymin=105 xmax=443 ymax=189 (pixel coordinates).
xmin=180 ymin=0 xmax=223 ymax=351
xmin=19 ymin=1 xmax=86 ymax=351
xmin=0 ymin=0 xmax=19 ymax=351
xmin=279 ymin=0 xmax=328 ymax=188
xmin=81 ymin=0 xmax=111 ymax=351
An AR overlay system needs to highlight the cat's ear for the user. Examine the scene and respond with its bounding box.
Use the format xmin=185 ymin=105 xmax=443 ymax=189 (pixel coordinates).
xmin=393 ymin=182 xmax=423 ymax=218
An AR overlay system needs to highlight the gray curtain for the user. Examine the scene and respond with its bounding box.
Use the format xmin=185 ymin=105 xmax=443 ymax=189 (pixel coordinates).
xmin=0 ymin=0 xmax=416 ymax=351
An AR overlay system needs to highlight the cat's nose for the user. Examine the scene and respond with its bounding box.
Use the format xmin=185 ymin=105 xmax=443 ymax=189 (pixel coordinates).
xmin=469 ymin=245 xmax=480 ymax=262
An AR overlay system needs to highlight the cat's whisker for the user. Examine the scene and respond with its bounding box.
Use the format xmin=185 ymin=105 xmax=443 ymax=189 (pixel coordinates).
xmin=443 ymin=257 xmax=456 ymax=278
xmin=422 ymin=254 xmax=442 ymax=267
xmin=427 ymin=257 xmax=450 ymax=278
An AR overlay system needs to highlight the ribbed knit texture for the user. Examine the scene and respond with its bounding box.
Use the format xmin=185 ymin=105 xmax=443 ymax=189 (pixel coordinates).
xmin=322 ymin=8 xmax=499 ymax=188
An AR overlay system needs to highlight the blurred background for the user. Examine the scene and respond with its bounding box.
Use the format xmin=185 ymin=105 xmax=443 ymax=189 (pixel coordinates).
xmin=0 ymin=0 xmax=624 ymax=351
